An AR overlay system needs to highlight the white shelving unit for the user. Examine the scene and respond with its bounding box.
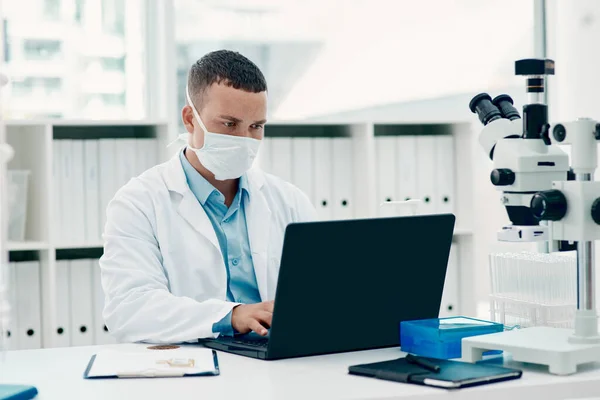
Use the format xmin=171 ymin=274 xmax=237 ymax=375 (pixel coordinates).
xmin=7 ymin=241 xmax=49 ymax=251
xmin=6 ymin=119 xmax=169 ymax=348
xmin=6 ymin=118 xmax=476 ymax=348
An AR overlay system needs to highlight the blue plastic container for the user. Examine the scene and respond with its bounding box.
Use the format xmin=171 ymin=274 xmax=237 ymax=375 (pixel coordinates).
xmin=400 ymin=316 xmax=503 ymax=359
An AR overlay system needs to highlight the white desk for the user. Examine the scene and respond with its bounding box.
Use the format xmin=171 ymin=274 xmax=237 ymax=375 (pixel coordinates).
xmin=2 ymin=344 xmax=600 ymax=400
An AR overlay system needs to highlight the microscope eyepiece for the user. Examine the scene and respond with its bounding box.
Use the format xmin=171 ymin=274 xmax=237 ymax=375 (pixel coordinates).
xmin=469 ymin=93 xmax=502 ymax=126
xmin=492 ymin=94 xmax=521 ymax=121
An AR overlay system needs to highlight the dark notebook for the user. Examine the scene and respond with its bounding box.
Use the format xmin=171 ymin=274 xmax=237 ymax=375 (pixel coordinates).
xmin=348 ymin=356 xmax=522 ymax=389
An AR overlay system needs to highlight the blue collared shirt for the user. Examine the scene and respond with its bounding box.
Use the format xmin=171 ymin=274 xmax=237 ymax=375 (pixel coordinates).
xmin=179 ymin=149 xmax=262 ymax=336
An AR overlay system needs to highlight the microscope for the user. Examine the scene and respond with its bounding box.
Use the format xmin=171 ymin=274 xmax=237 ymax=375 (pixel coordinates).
xmin=462 ymin=59 xmax=600 ymax=375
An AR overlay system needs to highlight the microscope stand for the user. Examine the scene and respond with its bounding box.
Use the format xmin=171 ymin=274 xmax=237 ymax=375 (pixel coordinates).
xmin=461 ymin=327 xmax=600 ymax=375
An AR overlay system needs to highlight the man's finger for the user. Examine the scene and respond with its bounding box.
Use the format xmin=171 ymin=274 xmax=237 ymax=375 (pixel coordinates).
xmin=262 ymin=301 xmax=275 ymax=313
xmin=256 ymin=310 xmax=273 ymax=328
xmin=249 ymin=319 xmax=268 ymax=336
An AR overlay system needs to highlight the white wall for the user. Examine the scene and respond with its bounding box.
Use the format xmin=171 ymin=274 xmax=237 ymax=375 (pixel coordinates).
xmin=546 ymin=0 xmax=600 ymax=311
xmin=547 ymin=0 xmax=600 ymax=123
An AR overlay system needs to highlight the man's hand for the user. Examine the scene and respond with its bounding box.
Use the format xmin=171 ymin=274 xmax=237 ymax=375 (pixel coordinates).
xmin=231 ymin=301 xmax=274 ymax=336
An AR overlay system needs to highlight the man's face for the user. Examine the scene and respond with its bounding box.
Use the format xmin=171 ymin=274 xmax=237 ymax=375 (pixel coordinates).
xmin=182 ymin=82 xmax=267 ymax=149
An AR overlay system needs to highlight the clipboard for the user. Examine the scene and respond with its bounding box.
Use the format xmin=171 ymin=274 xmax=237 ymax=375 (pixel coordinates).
xmin=84 ymin=349 xmax=220 ymax=379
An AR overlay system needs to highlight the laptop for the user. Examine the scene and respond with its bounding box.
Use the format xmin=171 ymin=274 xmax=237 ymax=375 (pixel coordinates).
xmin=201 ymin=214 xmax=456 ymax=360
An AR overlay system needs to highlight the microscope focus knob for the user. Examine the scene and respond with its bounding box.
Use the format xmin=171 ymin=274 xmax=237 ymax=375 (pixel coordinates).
xmin=490 ymin=169 xmax=515 ymax=186
xmin=530 ymin=190 xmax=567 ymax=221
xmin=591 ymin=198 xmax=600 ymax=224
xmin=553 ymin=124 xmax=566 ymax=142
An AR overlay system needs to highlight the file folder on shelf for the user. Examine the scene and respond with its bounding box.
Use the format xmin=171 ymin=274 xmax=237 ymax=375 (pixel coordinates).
xmin=396 ymin=136 xmax=418 ymax=212
xmin=257 ymin=137 xmax=272 ymax=173
xmin=436 ymin=135 xmax=455 ymax=215
xmin=5 ymin=263 xmax=17 ymax=350
xmin=15 ymin=261 xmax=42 ymax=350
xmin=376 ymin=137 xmax=397 ymax=217
xmin=99 ymin=139 xmax=118 ymax=236
xmin=270 ymin=137 xmax=293 ymax=183
xmin=135 ymin=139 xmax=158 ymax=176
xmin=291 ymin=138 xmax=314 ymax=202
xmin=332 ymin=138 xmax=354 ymax=220
xmin=415 ymin=136 xmax=437 ymax=215
xmin=71 ymin=140 xmax=86 ymax=244
xmin=54 ymin=260 xmax=71 ymax=347
xmin=313 ymin=138 xmax=333 ymax=220
xmin=84 ymin=140 xmax=101 ymax=243
xmin=69 ymin=259 xmax=95 ymax=346
xmin=115 ymin=139 xmax=137 ymax=189
xmin=59 ymin=139 xmax=74 ymax=244
xmin=52 ymin=140 xmax=62 ymax=242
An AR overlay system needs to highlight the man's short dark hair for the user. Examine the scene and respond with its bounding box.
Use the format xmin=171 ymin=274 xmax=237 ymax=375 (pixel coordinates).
xmin=188 ymin=50 xmax=267 ymax=105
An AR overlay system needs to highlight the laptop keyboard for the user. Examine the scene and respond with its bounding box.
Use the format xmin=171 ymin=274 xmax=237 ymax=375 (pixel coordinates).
xmin=230 ymin=338 xmax=269 ymax=348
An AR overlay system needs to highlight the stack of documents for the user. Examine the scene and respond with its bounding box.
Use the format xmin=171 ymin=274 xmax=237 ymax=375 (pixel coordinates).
xmin=84 ymin=348 xmax=219 ymax=378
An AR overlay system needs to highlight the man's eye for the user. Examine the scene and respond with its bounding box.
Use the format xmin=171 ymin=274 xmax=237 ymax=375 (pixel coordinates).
xmin=224 ymin=122 xmax=235 ymax=127
xmin=251 ymin=124 xmax=264 ymax=130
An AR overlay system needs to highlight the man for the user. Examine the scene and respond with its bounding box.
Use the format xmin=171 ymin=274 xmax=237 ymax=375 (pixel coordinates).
xmin=100 ymin=50 xmax=317 ymax=343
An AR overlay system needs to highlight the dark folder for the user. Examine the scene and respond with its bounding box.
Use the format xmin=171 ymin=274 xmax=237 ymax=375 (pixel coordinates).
xmin=348 ymin=356 xmax=522 ymax=389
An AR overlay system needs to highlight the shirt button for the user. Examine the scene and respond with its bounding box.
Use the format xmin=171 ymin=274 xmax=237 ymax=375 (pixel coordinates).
xmin=232 ymin=258 xmax=240 ymax=266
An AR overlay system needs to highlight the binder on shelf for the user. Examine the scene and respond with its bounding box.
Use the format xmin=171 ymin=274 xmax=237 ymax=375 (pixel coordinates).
xmin=313 ymin=137 xmax=333 ymax=220
xmin=5 ymin=263 xmax=18 ymax=350
xmin=291 ymin=138 xmax=314 ymax=202
xmin=332 ymin=138 xmax=354 ymax=220
xmin=69 ymin=259 xmax=95 ymax=346
xmin=59 ymin=139 xmax=74 ymax=244
xmin=115 ymin=139 xmax=137 ymax=189
xmin=257 ymin=137 xmax=272 ymax=173
xmin=15 ymin=261 xmax=42 ymax=350
xmin=135 ymin=139 xmax=158 ymax=176
xmin=54 ymin=260 xmax=71 ymax=347
xmin=52 ymin=140 xmax=62 ymax=241
xmin=439 ymin=243 xmax=460 ymax=317
xmin=92 ymin=260 xmax=116 ymax=345
xmin=396 ymin=136 xmax=418 ymax=211
xmin=415 ymin=136 xmax=437 ymax=215
xmin=84 ymin=140 xmax=101 ymax=243
xmin=375 ymin=137 xmax=397 ymax=217
xmin=99 ymin=139 xmax=118 ymax=236
xmin=270 ymin=137 xmax=293 ymax=182
xmin=436 ymin=135 xmax=455 ymax=215
xmin=71 ymin=140 xmax=86 ymax=244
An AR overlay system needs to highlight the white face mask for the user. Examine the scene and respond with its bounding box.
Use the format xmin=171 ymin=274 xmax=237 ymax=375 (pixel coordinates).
xmin=181 ymin=86 xmax=262 ymax=181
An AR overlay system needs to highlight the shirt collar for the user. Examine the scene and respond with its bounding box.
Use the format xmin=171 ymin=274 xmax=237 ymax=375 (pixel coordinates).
xmin=179 ymin=148 xmax=249 ymax=205
xmin=239 ymin=171 xmax=250 ymax=198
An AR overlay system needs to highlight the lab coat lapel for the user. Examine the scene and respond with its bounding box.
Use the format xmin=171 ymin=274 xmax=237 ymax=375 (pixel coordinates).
xmin=246 ymin=168 xmax=271 ymax=301
xmin=162 ymin=152 xmax=221 ymax=253
xmin=177 ymin=190 xmax=220 ymax=251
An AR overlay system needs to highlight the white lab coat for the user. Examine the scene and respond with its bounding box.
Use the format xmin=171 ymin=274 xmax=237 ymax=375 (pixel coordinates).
xmin=100 ymin=152 xmax=317 ymax=344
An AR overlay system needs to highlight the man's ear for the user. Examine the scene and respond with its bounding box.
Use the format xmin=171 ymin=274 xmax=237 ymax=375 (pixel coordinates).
xmin=181 ymin=105 xmax=195 ymax=134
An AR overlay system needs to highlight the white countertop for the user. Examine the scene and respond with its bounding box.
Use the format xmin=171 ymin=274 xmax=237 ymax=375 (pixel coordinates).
xmin=2 ymin=344 xmax=600 ymax=400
